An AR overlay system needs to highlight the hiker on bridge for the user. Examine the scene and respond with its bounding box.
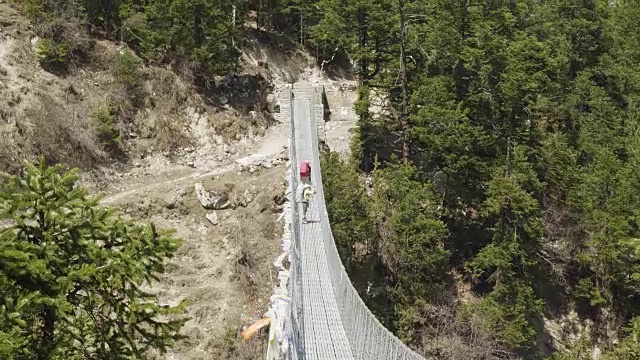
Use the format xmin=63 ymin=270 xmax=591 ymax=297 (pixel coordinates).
xmin=297 ymin=160 xmax=315 ymax=223
xmin=299 ymin=160 xmax=311 ymax=183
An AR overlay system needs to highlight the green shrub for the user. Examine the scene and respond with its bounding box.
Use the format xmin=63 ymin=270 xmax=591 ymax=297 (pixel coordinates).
xmin=121 ymin=12 xmax=162 ymax=61
xmin=92 ymin=105 xmax=120 ymax=148
xmin=115 ymin=50 xmax=142 ymax=88
xmin=35 ymin=38 xmax=69 ymax=68
xmin=114 ymin=50 xmax=144 ymax=107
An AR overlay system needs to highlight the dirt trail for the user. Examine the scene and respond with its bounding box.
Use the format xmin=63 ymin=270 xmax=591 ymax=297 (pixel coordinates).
xmin=99 ymin=119 xmax=290 ymax=205
xmin=96 ymin=141 xmax=290 ymax=360
xmin=99 ymin=163 xmax=236 ymax=205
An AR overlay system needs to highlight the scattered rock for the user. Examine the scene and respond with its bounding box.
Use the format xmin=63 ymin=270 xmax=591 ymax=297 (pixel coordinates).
xmin=194 ymin=182 xmax=231 ymax=210
xmin=163 ymin=195 xmax=177 ymax=209
xmin=273 ymin=194 xmax=286 ymax=207
xmin=236 ymin=154 xmax=266 ymax=168
xmin=197 ymin=225 xmax=208 ymax=236
xmin=338 ymin=82 xmax=356 ymax=92
xmin=206 ymin=212 xmax=219 ymax=226
xmin=243 ymin=189 xmax=253 ymax=205
xmin=30 ymin=36 xmax=39 ymax=48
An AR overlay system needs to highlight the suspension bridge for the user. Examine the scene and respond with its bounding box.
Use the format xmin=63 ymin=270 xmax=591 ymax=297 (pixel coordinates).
xmin=265 ymin=84 xmax=425 ymax=360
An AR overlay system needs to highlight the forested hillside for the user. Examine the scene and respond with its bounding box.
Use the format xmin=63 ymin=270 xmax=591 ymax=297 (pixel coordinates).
xmin=312 ymin=0 xmax=640 ymax=359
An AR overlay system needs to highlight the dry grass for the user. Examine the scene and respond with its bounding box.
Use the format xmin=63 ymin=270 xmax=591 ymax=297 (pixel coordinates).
xmin=205 ymin=328 xmax=268 ymax=360
xmin=412 ymin=301 xmax=521 ymax=360
xmin=154 ymin=114 xmax=194 ymax=152
xmin=34 ymin=17 xmax=96 ymax=73
xmin=0 ymin=97 xmax=112 ymax=173
xmin=32 ymin=97 xmax=104 ymax=164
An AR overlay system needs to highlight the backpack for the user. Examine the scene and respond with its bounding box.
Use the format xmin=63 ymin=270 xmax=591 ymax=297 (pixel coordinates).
xmin=299 ymin=160 xmax=311 ymax=178
xmin=302 ymin=185 xmax=313 ymax=201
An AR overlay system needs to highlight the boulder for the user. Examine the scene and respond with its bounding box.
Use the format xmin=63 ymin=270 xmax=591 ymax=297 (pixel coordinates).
xmin=194 ymin=182 xmax=231 ymax=210
xmin=206 ymin=212 xmax=219 ymax=226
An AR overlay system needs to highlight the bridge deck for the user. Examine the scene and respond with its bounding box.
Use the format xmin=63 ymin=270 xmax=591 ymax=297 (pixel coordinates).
xmin=286 ymin=84 xmax=425 ymax=360
xmin=293 ymin=87 xmax=354 ymax=360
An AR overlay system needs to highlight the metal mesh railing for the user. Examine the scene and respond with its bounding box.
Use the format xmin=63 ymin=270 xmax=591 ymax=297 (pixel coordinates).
xmin=279 ymin=84 xmax=425 ymax=360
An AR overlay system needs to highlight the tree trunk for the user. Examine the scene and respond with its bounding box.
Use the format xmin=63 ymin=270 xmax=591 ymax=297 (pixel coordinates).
xmin=193 ymin=4 xmax=205 ymax=87
xmin=39 ymin=306 xmax=56 ymax=358
xmin=357 ymin=8 xmax=372 ymax=171
xmin=357 ymin=9 xmax=368 ymax=84
xmin=299 ymin=9 xmax=306 ymax=45
xmin=455 ymin=0 xmax=471 ymax=100
xmin=257 ymin=0 xmax=262 ymax=30
xmin=194 ymin=4 xmax=203 ymax=47
xmin=398 ymin=0 xmax=411 ymax=161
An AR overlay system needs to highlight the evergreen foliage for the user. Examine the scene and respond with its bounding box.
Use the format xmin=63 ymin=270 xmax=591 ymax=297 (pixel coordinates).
xmin=0 ymin=160 xmax=186 ymax=358
xmin=316 ymin=0 xmax=640 ymax=358
xmin=15 ymin=0 xmax=242 ymax=80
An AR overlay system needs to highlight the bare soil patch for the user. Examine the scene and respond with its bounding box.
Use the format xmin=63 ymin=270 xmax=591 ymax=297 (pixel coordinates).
xmin=101 ymin=165 xmax=286 ymax=359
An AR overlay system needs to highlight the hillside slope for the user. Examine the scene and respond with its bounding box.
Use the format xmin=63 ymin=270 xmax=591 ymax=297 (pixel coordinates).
xmin=0 ymin=2 xmax=302 ymax=175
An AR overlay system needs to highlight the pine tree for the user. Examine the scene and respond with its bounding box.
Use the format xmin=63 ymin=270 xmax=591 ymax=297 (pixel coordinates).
xmin=320 ymin=152 xmax=374 ymax=271
xmin=0 ymin=159 xmax=186 ymax=359
xmin=370 ymin=161 xmax=449 ymax=341
xmin=466 ymin=144 xmax=544 ymax=354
